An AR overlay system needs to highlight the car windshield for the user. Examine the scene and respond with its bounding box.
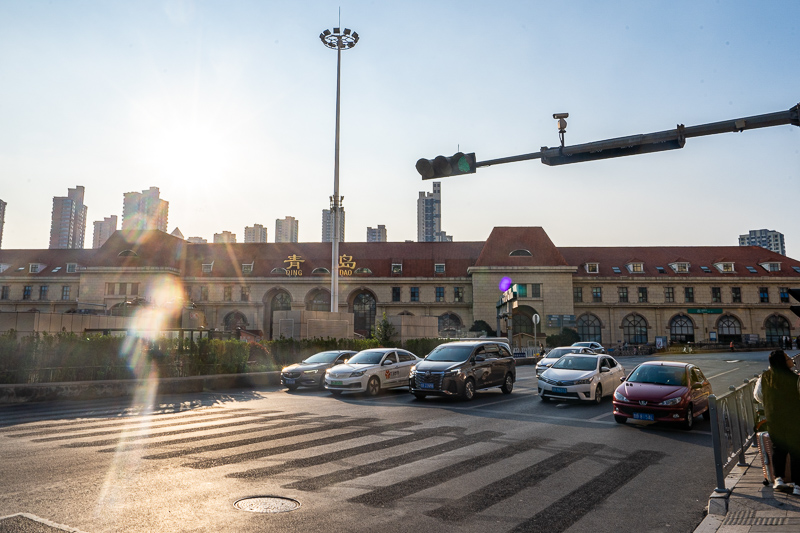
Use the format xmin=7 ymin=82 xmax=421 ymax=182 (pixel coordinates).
xmin=628 ymin=365 xmax=687 ymax=386
xmin=425 ymin=345 xmax=472 ymax=362
xmin=302 ymin=351 xmax=343 ymax=364
xmin=551 ymin=355 xmax=598 ymax=371
xmin=546 ymin=348 xmax=577 ymax=359
xmin=346 ymin=350 xmax=385 ymax=365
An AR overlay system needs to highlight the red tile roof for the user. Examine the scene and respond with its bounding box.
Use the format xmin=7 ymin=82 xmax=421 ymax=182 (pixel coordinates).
xmin=474 ymin=227 xmax=569 ymax=267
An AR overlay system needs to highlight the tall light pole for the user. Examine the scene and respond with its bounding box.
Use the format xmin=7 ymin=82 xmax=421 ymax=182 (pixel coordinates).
xmin=319 ymin=26 xmax=359 ymax=313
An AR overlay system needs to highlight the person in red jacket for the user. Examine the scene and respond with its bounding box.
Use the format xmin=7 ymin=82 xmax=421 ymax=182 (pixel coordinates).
xmin=755 ymin=350 xmax=800 ymax=495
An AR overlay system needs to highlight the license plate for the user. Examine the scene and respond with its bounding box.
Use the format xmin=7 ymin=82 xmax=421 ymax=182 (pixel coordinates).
xmin=553 ymin=387 xmax=568 ymax=393
xmin=330 ymin=380 xmax=343 ymax=386
xmin=633 ymin=412 xmax=655 ymax=421
xmin=420 ymin=382 xmax=434 ymax=389
xmin=284 ymin=378 xmax=295 ymax=384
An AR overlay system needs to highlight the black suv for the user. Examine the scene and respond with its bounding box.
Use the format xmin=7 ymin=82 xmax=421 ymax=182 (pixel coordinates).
xmin=409 ymin=340 xmax=516 ymax=401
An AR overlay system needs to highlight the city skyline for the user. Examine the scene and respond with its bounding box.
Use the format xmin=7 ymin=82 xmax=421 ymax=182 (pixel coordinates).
xmin=1 ymin=2 xmax=798 ymax=257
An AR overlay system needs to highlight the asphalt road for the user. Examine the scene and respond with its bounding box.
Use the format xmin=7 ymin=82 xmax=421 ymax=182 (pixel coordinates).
xmin=0 ymin=350 xmax=782 ymax=533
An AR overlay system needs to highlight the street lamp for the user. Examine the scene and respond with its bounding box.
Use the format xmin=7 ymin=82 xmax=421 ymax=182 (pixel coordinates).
xmin=319 ymin=26 xmax=359 ymax=313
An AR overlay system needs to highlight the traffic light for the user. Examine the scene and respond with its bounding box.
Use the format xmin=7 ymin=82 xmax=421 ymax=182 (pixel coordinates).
xmin=788 ymin=288 xmax=800 ymax=318
xmin=416 ymin=152 xmax=477 ymax=180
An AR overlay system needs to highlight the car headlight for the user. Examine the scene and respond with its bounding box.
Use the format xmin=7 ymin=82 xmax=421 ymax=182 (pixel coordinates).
xmin=574 ymin=377 xmax=593 ymax=385
xmin=444 ymin=369 xmax=461 ymax=377
xmin=303 ymin=369 xmax=318 ymax=374
xmin=614 ymin=391 xmax=629 ymax=402
xmin=409 ymin=365 xmax=417 ymax=376
xmin=349 ymin=370 xmax=367 ymax=377
xmin=659 ymin=396 xmax=683 ymax=406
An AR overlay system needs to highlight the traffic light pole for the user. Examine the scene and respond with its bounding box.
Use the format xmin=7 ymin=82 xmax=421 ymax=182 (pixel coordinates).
xmin=421 ymin=103 xmax=800 ymax=174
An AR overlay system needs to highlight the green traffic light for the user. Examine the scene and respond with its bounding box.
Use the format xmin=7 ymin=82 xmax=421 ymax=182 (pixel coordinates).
xmin=457 ymin=156 xmax=471 ymax=173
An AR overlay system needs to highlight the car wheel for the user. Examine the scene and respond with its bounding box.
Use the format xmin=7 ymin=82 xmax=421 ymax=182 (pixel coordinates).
xmin=330 ymin=390 xmax=342 ymax=396
xmin=593 ymin=384 xmax=603 ymax=404
xmin=614 ymin=415 xmax=627 ymax=424
xmin=682 ymin=405 xmax=694 ymax=430
xmin=286 ymin=384 xmax=299 ymax=391
xmin=702 ymin=408 xmax=711 ymax=421
xmin=500 ymin=373 xmax=514 ymax=394
xmin=461 ymin=379 xmax=475 ymax=401
xmin=366 ymin=376 xmax=381 ymax=397
xmin=413 ymin=393 xmax=427 ymax=401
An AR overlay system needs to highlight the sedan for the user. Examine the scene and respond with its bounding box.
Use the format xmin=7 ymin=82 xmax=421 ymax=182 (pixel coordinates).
xmin=612 ymin=361 xmax=712 ymax=430
xmin=324 ymin=348 xmax=420 ymax=396
xmin=281 ymin=350 xmax=356 ymax=390
xmin=538 ymin=354 xmax=625 ymax=403
xmin=571 ymin=341 xmax=605 ymax=354
xmin=536 ymin=346 xmax=597 ymax=376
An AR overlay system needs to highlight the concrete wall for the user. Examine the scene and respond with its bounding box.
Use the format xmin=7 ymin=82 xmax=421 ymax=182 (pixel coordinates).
xmin=387 ymin=315 xmax=438 ymax=344
xmin=273 ymin=310 xmax=355 ymax=340
xmin=0 ymin=312 xmax=132 ymax=336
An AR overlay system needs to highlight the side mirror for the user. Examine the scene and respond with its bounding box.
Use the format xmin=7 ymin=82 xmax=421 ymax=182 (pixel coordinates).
xmin=474 ymin=355 xmax=486 ymax=362
xmin=691 ymin=382 xmax=703 ymax=390
xmin=382 ymin=360 xmax=393 ymax=366
xmin=600 ymin=367 xmax=610 ymax=373
xmin=619 ymin=376 xmax=626 ymax=383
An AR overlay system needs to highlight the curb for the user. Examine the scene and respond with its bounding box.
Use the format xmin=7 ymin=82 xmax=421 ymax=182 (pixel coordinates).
xmin=694 ymin=448 xmax=759 ymax=532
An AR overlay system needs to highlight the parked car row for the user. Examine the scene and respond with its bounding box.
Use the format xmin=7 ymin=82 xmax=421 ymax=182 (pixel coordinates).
xmin=281 ymin=341 xmax=713 ymax=429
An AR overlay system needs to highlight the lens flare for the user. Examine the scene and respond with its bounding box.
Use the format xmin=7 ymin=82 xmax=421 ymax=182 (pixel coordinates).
xmin=499 ymin=277 xmax=513 ymax=292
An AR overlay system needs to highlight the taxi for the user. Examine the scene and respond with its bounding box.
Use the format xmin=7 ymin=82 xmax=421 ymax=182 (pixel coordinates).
xmin=324 ymin=347 xmax=420 ymax=396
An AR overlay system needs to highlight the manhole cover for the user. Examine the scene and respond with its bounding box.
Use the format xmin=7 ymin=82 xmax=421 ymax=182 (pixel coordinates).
xmin=233 ymin=496 xmax=300 ymax=513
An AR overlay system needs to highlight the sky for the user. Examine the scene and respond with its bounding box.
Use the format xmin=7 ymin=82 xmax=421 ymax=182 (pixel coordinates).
xmin=0 ymin=0 xmax=798 ymax=258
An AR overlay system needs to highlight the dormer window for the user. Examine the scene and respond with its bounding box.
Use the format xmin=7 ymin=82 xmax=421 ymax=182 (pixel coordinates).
xmin=714 ymin=262 xmax=735 ymax=273
xmin=509 ymin=249 xmax=532 ymax=256
xmin=241 ymin=262 xmax=254 ymax=274
xmin=29 ymin=264 xmax=41 ymax=273
xmin=434 ymin=263 xmax=445 ymax=274
xmin=612 ymin=267 xmax=621 ymax=273
xmin=202 ymin=262 xmax=214 ymax=273
xmin=760 ymin=262 xmax=781 ymax=272
xmin=586 ymin=263 xmax=599 ymax=274
xmin=270 ymin=267 xmax=286 ymax=274
xmin=391 ymin=263 xmax=402 ymax=275
xmin=66 ymin=263 xmax=77 ymax=273
xmin=355 ymin=267 xmax=373 ymax=275
xmin=700 ymin=266 xmax=712 ymax=273
xmin=0 ymin=264 xmax=9 ymax=273
xmin=312 ymin=267 xmax=331 ymax=274
xmin=670 ymin=262 xmax=690 ymax=273
xmin=627 ymin=262 xmax=644 ymax=273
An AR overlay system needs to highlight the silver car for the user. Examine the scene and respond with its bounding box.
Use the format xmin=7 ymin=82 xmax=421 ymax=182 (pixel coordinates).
xmin=536 ymin=346 xmax=597 ymax=376
xmin=571 ymin=341 xmax=605 ymax=354
xmin=281 ymin=350 xmax=356 ymax=390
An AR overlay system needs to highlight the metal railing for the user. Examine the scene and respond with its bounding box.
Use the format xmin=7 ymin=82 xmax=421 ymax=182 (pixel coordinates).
xmin=708 ymin=378 xmax=760 ymax=493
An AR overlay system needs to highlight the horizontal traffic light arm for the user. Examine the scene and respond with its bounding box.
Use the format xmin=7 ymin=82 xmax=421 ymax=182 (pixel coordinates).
xmin=417 ymin=102 xmax=800 ymax=177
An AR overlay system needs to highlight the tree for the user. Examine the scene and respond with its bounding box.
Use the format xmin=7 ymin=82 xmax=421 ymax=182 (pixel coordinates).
xmin=373 ymin=313 xmax=397 ymax=346
xmin=469 ymin=320 xmax=496 ymax=337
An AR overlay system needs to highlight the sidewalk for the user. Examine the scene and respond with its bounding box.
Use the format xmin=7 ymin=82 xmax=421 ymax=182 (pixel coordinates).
xmin=695 ymin=447 xmax=800 ymax=533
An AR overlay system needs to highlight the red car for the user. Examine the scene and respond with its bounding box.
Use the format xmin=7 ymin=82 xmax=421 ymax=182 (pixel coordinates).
xmin=612 ymin=361 xmax=712 ymax=430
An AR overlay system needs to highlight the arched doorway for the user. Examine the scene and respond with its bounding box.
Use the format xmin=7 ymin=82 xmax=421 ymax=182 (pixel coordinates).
xmin=438 ymin=312 xmax=463 ymax=337
xmin=764 ymin=314 xmax=791 ymax=344
xmin=669 ymin=314 xmax=695 ymax=343
xmin=351 ymin=291 xmax=376 ymax=338
xmin=267 ymin=291 xmax=292 ymax=339
xmin=306 ymin=288 xmax=331 ymax=311
xmin=224 ymin=311 xmax=248 ymax=331
xmin=576 ymin=314 xmax=602 ymax=343
xmin=717 ymin=315 xmax=742 ymax=344
xmin=622 ymin=314 xmax=648 ymax=344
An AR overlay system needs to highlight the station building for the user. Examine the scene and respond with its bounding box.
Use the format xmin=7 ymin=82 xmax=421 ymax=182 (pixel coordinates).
xmin=0 ymin=227 xmax=798 ymax=347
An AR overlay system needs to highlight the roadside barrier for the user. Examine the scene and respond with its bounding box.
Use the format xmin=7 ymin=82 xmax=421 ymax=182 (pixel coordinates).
xmin=708 ymin=378 xmax=759 ymax=493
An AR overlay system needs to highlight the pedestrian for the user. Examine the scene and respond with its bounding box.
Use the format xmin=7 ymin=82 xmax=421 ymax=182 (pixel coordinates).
xmin=754 ymin=349 xmax=800 ymax=496
xmin=729 ymin=341 xmax=734 ymax=352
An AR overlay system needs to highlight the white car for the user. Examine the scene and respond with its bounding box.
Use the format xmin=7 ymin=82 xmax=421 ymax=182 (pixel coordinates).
xmin=538 ymin=353 xmax=625 ymax=403
xmin=535 ymin=346 xmax=596 ymax=376
xmin=571 ymin=341 xmax=605 ymax=354
xmin=324 ymin=348 xmax=420 ymax=396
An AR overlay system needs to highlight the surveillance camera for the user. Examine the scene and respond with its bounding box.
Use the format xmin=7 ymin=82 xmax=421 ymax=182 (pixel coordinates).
xmin=553 ymin=113 xmax=569 ymax=119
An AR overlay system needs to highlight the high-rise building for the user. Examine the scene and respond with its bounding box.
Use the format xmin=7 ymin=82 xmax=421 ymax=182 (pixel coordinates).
xmin=276 ymin=216 xmax=299 ymax=243
xmin=321 ymin=209 xmax=345 ymax=243
xmin=122 ymin=187 xmax=169 ymax=232
xmin=0 ymin=199 xmax=6 ymax=249
xmin=417 ymin=181 xmax=442 ymax=242
xmin=187 ymin=236 xmax=208 ymax=244
xmin=214 ymin=231 xmax=237 ymax=243
xmin=367 ymin=225 xmax=387 ymax=242
xmin=92 ymin=215 xmax=117 ymax=248
xmin=739 ymin=229 xmax=786 ymax=256
xmin=244 ymin=224 xmax=268 ymax=243
xmin=49 ymin=186 xmax=88 ymax=249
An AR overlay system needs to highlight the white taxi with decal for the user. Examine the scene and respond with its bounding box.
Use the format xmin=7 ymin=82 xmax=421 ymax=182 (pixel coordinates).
xmin=324 ymin=348 xmax=420 ymax=396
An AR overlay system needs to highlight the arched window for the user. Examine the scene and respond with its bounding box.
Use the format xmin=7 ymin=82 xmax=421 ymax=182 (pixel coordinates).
xmin=224 ymin=311 xmax=248 ymax=331
xmin=622 ymin=314 xmax=648 ymax=344
xmin=512 ymin=313 xmax=533 ymax=335
xmin=765 ymin=315 xmax=791 ymax=344
xmin=439 ymin=313 xmax=463 ymax=337
xmin=669 ymin=315 xmax=694 ymax=343
xmin=306 ymin=290 xmax=331 ymax=312
xmin=577 ymin=314 xmax=602 ymax=343
xmin=352 ymin=292 xmax=376 ymax=338
xmin=268 ymin=292 xmax=292 ymax=339
xmin=717 ymin=315 xmax=742 ymax=344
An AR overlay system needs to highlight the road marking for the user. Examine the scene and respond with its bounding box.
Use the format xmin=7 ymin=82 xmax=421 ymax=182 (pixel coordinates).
xmin=707 ymin=368 xmax=739 ymax=379
xmin=590 ymin=411 xmax=613 ymax=421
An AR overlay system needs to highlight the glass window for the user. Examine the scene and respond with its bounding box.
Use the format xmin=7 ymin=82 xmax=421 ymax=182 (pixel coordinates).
xmin=717 ymin=315 xmax=742 ymax=343
xmin=398 ymin=352 xmax=416 ymax=363
xmin=577 ymin=314 xmax=602 ymax=343
xmin=637 ymin=287 xmax=648 ymax=303
xmin=131 ymin=283 xmax=139 ymax=296
xmin=711 ymin=287 xmax=721 ymax=303
xmin=224 ymin=286 xmax=232 ymax=301
xmin=629 ymin=263 xmax=643 ymax=273
xmin=530 ymin=284 xmax=541 ymax=298
xmin=392 ymin=287 xmax=401 ymax=302
xmin=434 ymin=263 xmax=445 ymax=274
xmin=622 ymin=314 xmax=648 ymax=344
xmin=684 ymin=287 xmax=694 ymax=303
xmin=29 ymin=264 xmax=39 ymax=273
xmin=439 ymin=313 xmax=462 ymax=335
xmin=200 ymin=286 xmax=209 ymax=301
xmin=573 ymin=287 xmax=583 ymax=303
xmin=106 ymin=283 xmax=115 ymax=295
xmin=612 ymin=266 xmax=621 ymax=273
xmin=202 ymin=263 xmax=213 ymax=273
xmin=592 ymin=287 xmax=602 ymax=302
xmin=39 ymin=285 xmax=49 ymax=300
xmin=435 ymin=287 xmax=445 ymax=302
xmin=586 ymin=263 xmax=599 ymax=273
xmin=759 ymin=287 xmax=769 ymax=303
xmin=664 ymin=287 xmax=675 ymax=304
xmin=66 ymin=263 xmax=77 ymax=273
xmin=454 ymin=286 xmax=464 ymax=302
xmin=670 ymin=315 xmax=694 ymax=343
xmin=1 ymin=286 xmax=9 ymax=300
xmin=23 ymin=286 xmax=32 ymax=300
xmin=118 ymin=283 xmax=127 ymax=295
xmin=618 ymin=287 xmax=628 ymax=303
xmin=61 ymin=286 xmax=70 ymax=300
xmin=391 ymin=263 xmax=402 ymax=274
xmin=765 ymin=315 xmax=790 ymax=343
xmin=241 ymin=286 xmax=250 ymax=302
xmin=731 ymin=287 xmax=742 ymax=303
xmin=353 ymin=292 xmax=376 ymax=337
xmin=242 ymin=263 xmax=253 ymax=274
xmin=307 ymin=290 xmax=330 ymax=311
xmin=780 ymin=287 xmax=789 ymax=303
xmin=516 ymin=284 xmax=527 ymax=297
xmin=410 ymin=287 xmax=419 ymax=302
xmin=184 ymin=286 xmax=192 ymax=301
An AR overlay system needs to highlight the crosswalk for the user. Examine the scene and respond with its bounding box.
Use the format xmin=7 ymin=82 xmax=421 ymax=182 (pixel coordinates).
xmin=0 ymin=399 xmax=666 ymax=533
